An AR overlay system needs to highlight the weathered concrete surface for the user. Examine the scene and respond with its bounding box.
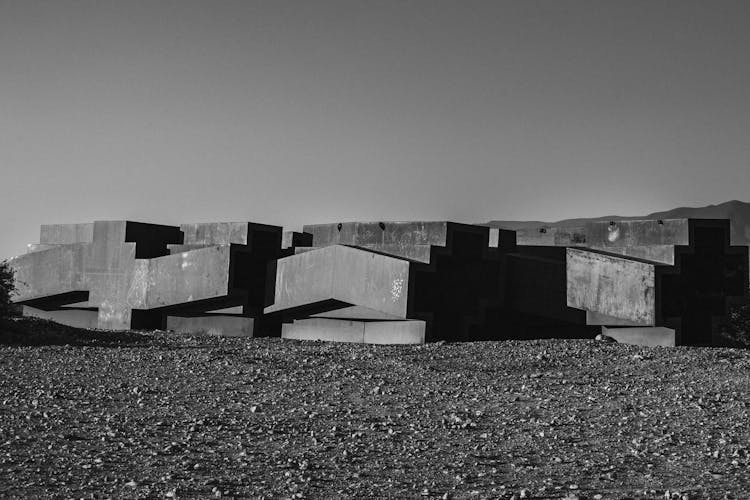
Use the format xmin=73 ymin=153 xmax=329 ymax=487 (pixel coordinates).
xmin=602 ymin=326 xmax=676 ymax=347
xmin=586 ymin=219 xmax=689 ymax=248
xmin=40 ymin=223 xmax=94 ymax=245
xmin=281 ymin=318 xmax=425 ymax=344
xmin=567 ymin=248 xmax=657 ymax=326
xmin=9 ymin=244 xmax=88 ymax=304
xmin=586 ymin=310 xmax=644 ymax=326
xmin=363 ymin=320 xmax=426 ymax=344
xmin=180 ymin=222 xmax=250 ymax=245
xmin=511 ymin=226 xmax=587 ymax=246
xmin=12 ymin=220 xmax=288 ymax=333
xmin=302 ymin=221 xmax=455 ymax=262
xmin=22 ymin=305 xmax=99 ymax=330
xmin=12 ymin=220 xmax=183 ymax=330
xmin=265 ymin=245 xmax=411 ymax=319
xmin=127 ymin=246 xmax=233 ymax=310
xmin=166 ymin=315 xmax=254 ymax=337
xmin=270 ymin=223 xmax=508 ymax=343
xmin=489 ymin=219 xmax=688 ymax=265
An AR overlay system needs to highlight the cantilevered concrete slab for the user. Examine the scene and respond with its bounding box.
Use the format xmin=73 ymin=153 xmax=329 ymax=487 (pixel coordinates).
xmin=567 ymin=248 xmax=657 ymax=326
xmin=265 ymin=245 xmax=411 ymax=319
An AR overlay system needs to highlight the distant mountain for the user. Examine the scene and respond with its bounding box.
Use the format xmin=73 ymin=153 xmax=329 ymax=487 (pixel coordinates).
xmin=486 ymin=200 xmax=750 ymax=245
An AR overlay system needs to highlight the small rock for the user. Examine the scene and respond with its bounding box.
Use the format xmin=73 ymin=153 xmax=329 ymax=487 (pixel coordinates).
xmin=595 ymin=333 xmax=617 ymax=343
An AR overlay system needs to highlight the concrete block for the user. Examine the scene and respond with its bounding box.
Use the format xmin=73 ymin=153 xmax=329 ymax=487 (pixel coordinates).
xmin=281 ymin=318 xmax=425 ymax=344
xmin=9 ymin=244 xmax=88 ymax=304
xmin=40 ymin=223 xmax=94 ymax=245
xmin=167 ymin=315 xmax=254 ymax=337
xmin=131 ymin=246 xmax=233 ymax=309
xmin=567 ymin=248 xmax=656 ymax=325
xmin=602 ymin=326 xmax=676 ymax=347
xmin=180 ymin=222 xmax=250 ymax=245
xmin=586 ymin=219 xmax=689 ymax=248
xmin=265 ymin=245 xmax=411 ymax=319
xmin=363 ymin=320 xmax=425 ymax=344
xmin=302 ymin=221 xmax=458 ymax=263
xmin=282 ymin=318 xmax=365 ymax=343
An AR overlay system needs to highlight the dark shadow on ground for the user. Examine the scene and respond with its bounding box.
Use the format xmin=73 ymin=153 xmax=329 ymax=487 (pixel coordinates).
xmin=0 ymin=317 xmax=150 ymax=347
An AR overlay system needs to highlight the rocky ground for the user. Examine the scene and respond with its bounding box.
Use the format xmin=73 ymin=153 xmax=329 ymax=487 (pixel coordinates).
xmin=1 ymin=318 xmax=749 ymax=499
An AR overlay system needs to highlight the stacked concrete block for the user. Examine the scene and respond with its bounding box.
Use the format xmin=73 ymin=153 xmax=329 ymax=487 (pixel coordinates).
xmin=10 ymin=220 xmax=296 ymax=336
xmin=9 ymin=216 xmax=749 ymax=347
xmin=566 ymin=219 xmax=749 ymax=346
xmin=265 ymin=222 xmax=513 ymax=343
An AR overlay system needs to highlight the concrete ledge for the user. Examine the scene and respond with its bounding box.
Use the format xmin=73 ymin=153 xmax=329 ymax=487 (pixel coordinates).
xmin=281 ymin=318 xmax=425 ymax=344
xmin=167 ymin=315 xmax=254 ymax=337
xmin=602 ymin=326 xmax=676 ymax=347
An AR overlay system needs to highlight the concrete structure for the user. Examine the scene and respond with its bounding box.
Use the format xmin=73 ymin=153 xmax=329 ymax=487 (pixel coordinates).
xmin=265 ymin=222 xmax=510 ymax=343
xmin=9 ymin=220 xmax=295 ymax=336
xmin=566 ymin=219 xmax=749 ymax=346
xmin=9 ymin=217 xmax=748 ymax=347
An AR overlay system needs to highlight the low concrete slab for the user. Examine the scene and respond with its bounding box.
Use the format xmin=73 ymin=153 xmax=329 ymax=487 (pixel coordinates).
xmin=281 ymin=318 xmax=425 ymax=344
xmin=363 ymin=320 xmax=425 ymax=344
xmin=602 ymin=326 xmax=676 ymax=347
xmin=166 ymin=315 xmax=254 ymax=337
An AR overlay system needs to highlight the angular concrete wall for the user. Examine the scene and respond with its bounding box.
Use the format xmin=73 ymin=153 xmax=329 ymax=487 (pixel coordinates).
xmin=566 ymin=248 xmax=657 ymax=326
xmin=265 ymin=245 xmax=411 ymax=319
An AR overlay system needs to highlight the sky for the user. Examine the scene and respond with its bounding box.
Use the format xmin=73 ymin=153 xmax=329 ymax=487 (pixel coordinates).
xmin=1 ymin=0 xmax=750 ymax=259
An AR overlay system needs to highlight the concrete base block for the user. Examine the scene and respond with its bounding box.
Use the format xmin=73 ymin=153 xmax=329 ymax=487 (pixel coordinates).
xmin=282 ymin=318 xmax=425 ymax=344
xmin=22 ymin=306 xmax=99 ymax=330
xmin=602 ymin=326 xmax=676 ymax=347
xmin=167 ymin=316 xmax=254 ymax=337
xmin=363 ymin=320 xmax=425 ymax=344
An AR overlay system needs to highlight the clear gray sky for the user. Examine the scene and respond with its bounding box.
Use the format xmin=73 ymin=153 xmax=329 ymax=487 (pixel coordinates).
xmin=2 ymin=0 xmax=749 ymax=258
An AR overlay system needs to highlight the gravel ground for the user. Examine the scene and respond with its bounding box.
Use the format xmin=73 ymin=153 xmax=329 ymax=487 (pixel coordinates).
xmin=1 ymin=318 xmax=749 ymax=499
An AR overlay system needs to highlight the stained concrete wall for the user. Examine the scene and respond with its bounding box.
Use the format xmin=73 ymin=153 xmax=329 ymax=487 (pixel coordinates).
xmin=180 ymin=222 xmax=249 ymax=245
xmin=40 ymin=223 xmax=94 ymax=245
xmin=586 ymin=219 xmax=690 ymax=248
xmin=265 ymin=245 xmax=411 ymax=319
xmin=302 ymin=221 xmax=454 ymax=263
xmin=10 ymin=244 xmax=88 ymax=302
xmin=128 ymin=246 xmax=232 ymax=310
xmin=567 ymin=248 xmax=657 ymax=325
